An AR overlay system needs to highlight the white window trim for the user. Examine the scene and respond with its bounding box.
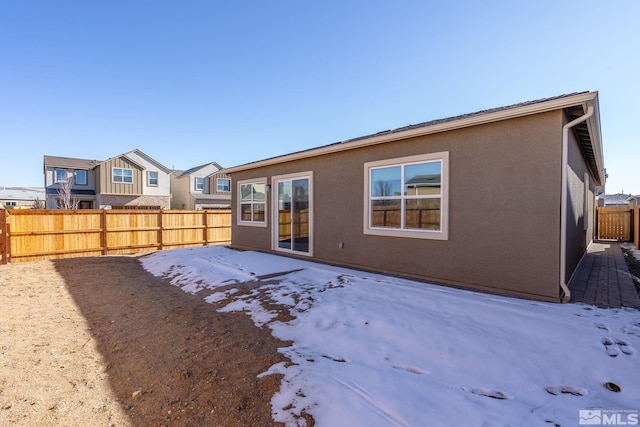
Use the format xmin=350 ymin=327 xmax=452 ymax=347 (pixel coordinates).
xmin=148 ymin=171 xmax=159 ymax=186
xmin=195 ymin=177 xmax=205 ymax=191
xmin=112 ymin=167 xmax=133 ymax=184
xmin=237 ymin=177 xmax=268 ymax=227
xmin=271 ymin=171 xmax=314 ymax=257
xmin=363 ymin=152 xmax=449 ymax=240
xmin=54 ymin=168 xmax=67 ymax=183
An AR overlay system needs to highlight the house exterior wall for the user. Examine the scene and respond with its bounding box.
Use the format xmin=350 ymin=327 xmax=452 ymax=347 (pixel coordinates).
xmin=124 ymin=151 xmax=171 ymax=196
xmin=231 ymin=111 xmax=564 ymax=301
xmin=170 ymin=176 xmax=192 ymax=209
xmin=96 ymin=157 xmax=144 ymax=195
xmin=565 ymin=122 xmax=596 ymax=282
xmin=208 ymin=171 xmax=232 ymax=197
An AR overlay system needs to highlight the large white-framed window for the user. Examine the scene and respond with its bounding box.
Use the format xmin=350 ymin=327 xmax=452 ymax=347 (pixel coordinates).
xmin=195 ymin=177 xmax=204 ymax=191
xmin=55 ymin=168 xmax=67 ymax=183
xmin=74 ymin=170 xmax=87 ymax=185
xmin=217 ymin=178 xmax=231 ymax=192
xmin=237 ymin=178 xmax=267 ymax=227
xmin=364 ymin=152 xmax=449 ymax=240
xmin=112 ymin=167 xmax=133 ymax=184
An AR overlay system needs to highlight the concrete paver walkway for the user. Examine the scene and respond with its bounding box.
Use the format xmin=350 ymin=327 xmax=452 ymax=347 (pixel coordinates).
xmin=568 ymin=241 xmax=640 ymax=309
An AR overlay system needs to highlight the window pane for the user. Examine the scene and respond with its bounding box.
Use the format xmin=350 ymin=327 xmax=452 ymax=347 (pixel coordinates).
xmin=253 ymin=183 xmax=266 ymax=201
xmin=405 ymin=198 xmax=440 ymax=230
xmin=253 ymin=203 xmax=265 ymax=221
xmin=404 ymin=162 xmax=441 ymax=196
xmin=371 ymin=166 xmax=401 ymax=197
xmin=371 ymin=199 xmax=401 ymax=228
xmin=75 ymin=170 xmax=87 ymax=185
xmin=240 ymin=203 xmax=253 ymax=221
xmin=56 ymin=169 xmax=67 ymax=183
xmin=240 ymin=184 xmax=252 ymax=201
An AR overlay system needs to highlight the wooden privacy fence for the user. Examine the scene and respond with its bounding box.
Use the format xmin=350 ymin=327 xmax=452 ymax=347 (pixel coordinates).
xmin=596 ymin=205 xmax=640 ymax=249
xmin=0 ymin=209 xmax=231 ymax=264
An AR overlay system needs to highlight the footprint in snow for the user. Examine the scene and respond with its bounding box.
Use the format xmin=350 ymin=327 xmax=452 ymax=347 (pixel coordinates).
xmin=392 ymin=365 xmax=429 ymax=375
xmin=594 ymin=323 xmax=610 ymax=332
xmin=602 ymin=338 xmax=620 ymax=357
xmin=615 ymin=338 xmax=635 ymax=355
xmin=602 ymin=338 xmax=636 ymax=356
xmin=545 ymin=385 xmax=587 ymax=396
xmin=323 ymin=354 xmax=349 ymax=363
xmin=471 ymin=387 xmax=512 ymax=400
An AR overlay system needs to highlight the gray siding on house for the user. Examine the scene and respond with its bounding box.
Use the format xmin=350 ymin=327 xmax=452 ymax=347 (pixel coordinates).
xmin=232 ymin=111 xmax=565 ymax=301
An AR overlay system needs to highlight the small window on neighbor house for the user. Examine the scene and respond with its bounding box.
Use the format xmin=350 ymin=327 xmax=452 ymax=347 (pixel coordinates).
xmin=55 ymin=168 xmax=67 ymax=183
xmin=195 ymin=177 xmax=204 ymax=191
xmin=217 ymin=178 xmax=231 ymax=192
xmin=148 ymin=171 xmax=159 ymax=186
xmin=238 ymin=179 xmax=266 ymax=226
xmin=364 ymin=152 xmax=449 ymax=240
xmin=5 ymin=201 xmax=16 ymax=207
xmin=74 ymin=170 xmax=87 ymax=185
xmin=112 ymin=167 xmax=133 ymax=183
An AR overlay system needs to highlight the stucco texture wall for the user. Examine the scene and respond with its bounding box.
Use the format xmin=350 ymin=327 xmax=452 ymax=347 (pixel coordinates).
xmin=232 ymin=111 xmax=565 ymax=300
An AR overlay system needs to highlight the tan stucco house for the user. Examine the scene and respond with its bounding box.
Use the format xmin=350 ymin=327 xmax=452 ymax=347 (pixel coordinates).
xmin=226 ymin=92 xmax=605 ymax=302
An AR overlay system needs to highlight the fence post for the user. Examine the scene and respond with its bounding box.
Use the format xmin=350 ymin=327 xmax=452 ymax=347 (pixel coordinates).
xmin=101 ymin=210 xmax=108 ymax=255
xmin=203 ymin=211 xmax=208 ymax=246
xmin=0 ymin=210 xmax=8 ymax=264
xmin=157 ymin=211 xmax=163 ymax=250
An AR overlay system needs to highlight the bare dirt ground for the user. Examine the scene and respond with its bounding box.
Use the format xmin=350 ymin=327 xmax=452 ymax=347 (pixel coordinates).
xmin=0 ymin=255 xmax=290 ymax=426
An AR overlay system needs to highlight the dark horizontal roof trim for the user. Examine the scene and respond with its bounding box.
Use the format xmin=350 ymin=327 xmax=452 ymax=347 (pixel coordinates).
xmin=46 ymin=188 xmax=96 ymax=196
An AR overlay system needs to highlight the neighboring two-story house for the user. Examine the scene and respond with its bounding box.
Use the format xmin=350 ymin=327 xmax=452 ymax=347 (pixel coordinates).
xmin=44 ymin=150 xmax=229 ymax=210
xmin=95 ymin=149 xmax=172 ymax=209
xmin=43 ymin=155 xmax=100 ymax=209
xmin=44 ymin=150 xmax=172 ymax=209
xmin=170 ymin=162 xmax=232 ymax=210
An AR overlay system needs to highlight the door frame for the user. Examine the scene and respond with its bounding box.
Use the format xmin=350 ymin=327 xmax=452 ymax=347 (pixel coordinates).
xmin=271 ymin=171 xmax=314 ymax=257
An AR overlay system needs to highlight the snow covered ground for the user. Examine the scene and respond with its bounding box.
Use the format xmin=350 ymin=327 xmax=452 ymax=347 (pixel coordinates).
xmin=141 ymin=246 xmax=640 ymax=427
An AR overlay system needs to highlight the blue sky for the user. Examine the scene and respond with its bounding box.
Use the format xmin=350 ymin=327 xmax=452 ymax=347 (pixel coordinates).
xmin=2 ymin=1 xmax=639 ymax=194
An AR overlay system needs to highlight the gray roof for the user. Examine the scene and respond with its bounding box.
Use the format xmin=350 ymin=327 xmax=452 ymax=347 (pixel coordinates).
xmin=43 ymin=155 xmax=101 ymax=170
xmin=177 ymin=162 xmax=223 ymax=177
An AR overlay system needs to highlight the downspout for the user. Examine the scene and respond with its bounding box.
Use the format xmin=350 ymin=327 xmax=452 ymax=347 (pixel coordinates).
xmin=560 ymin=105 xmax=594 ymax=302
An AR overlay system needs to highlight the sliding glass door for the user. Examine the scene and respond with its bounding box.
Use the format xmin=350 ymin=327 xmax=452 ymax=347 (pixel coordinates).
xmin=274 ymin=173 xmax=312 ymax=255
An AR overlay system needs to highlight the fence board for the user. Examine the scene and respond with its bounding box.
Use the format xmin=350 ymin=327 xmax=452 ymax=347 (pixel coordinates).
xmin=3 ymin=209 xmax=231 ymax=263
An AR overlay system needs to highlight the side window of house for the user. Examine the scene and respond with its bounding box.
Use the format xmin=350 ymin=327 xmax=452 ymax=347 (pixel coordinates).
xmin=75 ymin=170 xmax=87 ymax=185
xmin=364 ymin=152 xmax=449 ymax=240
xmin=112 ymin=167 xmax=133 ymax=183
xmin=148 ymin=171 xmax=159 ymax=186
xmin=55 ymin=168 xmax=67 ymax=183
xmin=195 ymin=177 xmax=204 ymax=191
xmin=217 ymin=178 xmax=231 ymax=192
xmin=238 ymin=179 xmax=266 ymax=226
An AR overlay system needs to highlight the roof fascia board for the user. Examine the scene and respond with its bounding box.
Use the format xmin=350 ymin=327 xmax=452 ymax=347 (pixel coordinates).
xmin=225 ymin=92 xmax=599 ymax=174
